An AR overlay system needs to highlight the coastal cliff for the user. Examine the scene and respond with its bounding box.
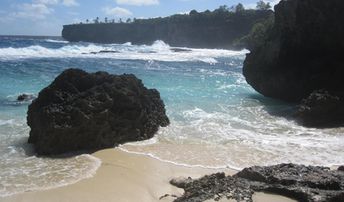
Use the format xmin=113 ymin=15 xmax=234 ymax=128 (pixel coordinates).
xmin=62 ymin=9 xmax=272 ymax=49
xmin=243 ymin=0 xmax=344 ymax=126
xmin=243 ymin=0 xmax=344 ymax=101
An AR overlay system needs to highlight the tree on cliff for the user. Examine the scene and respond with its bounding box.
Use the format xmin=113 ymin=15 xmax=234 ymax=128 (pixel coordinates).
xmin=189 ymin=10 xmax=199 ymax=16
xmin=235 ymin=3 xmax=245 ymax=13
xmin=94 ymin=17 xmax=99 ymax=24
xmin=256 ymin=1 xmax=271 ymax=10
xmin=215 ymin=5 xmax=229 ymax=13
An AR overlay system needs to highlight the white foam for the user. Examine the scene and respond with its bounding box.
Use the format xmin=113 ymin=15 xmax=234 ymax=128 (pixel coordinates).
xmin=0 ymin=154 xmax=101 ymax=197
xmin=44 ymin=39 xmax=69 ymax=44
xmin=0 ymin=40 xmax=249 ymax=64
xmin=0 ymin=119 xmax=16 ymax=126
xmin=119 ymin=103 xmax=344 ymax=171
xmin=118 ymin=147 xmax=239 ymax=170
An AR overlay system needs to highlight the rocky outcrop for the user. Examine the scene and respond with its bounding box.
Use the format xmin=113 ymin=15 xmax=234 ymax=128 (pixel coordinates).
xmin=172 ymin=164 xmax=344 ymax=202
xmin=244 ymin=0 xmax=344 ymax=101
xmin=27 ymin=68 xmax=169 ymax=155
xmin=243 ymin=0 xmax=344 ymax=126
xmin=297 ymin=90 xmax=344 ymax=127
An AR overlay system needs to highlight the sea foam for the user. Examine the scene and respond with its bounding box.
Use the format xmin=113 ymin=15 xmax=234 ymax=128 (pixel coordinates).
xmin=0 ymin=40 xmax=248 ymax=63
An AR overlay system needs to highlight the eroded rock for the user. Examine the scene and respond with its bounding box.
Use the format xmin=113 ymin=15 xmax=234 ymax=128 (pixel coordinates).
xmin=172 ymin=164 xmax=344 ymax=202
xmin=297 ymin=90 xmax=344 ymax=127
xmin=27 ymin=68 xmax=169 ymax=155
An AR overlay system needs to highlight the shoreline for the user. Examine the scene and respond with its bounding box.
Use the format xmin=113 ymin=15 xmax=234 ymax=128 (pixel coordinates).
xmin=1 ymin=148 xmax=295 ymax=202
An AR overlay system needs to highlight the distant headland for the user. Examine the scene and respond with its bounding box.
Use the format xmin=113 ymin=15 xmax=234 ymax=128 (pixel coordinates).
xmin=62 ymin=2 xmax=273 ymax=49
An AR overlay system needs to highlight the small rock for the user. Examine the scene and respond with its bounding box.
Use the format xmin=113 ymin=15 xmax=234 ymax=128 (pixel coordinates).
xmin=338 ymin=166 xmax=344 ymax=172
xmin=17 ymin=94 xmax=35 ymax=102
xmin=170 ymin=177 xmax=193 ymax=188
xmin=297 ymin=90 xmax=344 ymax=127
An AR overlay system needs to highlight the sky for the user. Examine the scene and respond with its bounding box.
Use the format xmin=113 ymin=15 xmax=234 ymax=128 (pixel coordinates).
xmin=0 ymin=0 xmax=280 ymax=36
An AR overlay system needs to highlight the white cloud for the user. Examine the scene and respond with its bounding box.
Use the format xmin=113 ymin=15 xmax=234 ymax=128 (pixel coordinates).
xmin=33 ymin=0 xmax=79 ymax=7
xmin=11 ymin=3 xmax=53 ymax=20
xmin=5 ymin=0 xmax=79 ymax=21
xmin=62 ymin=0 xmax=79 ymax=7
xmin=103 ymin=6 xmax=133 ymax=17
xmin=33 ymin=0 xmax=59 ymax=5
xmin=116 ymin=0 xmax=159 ymax=6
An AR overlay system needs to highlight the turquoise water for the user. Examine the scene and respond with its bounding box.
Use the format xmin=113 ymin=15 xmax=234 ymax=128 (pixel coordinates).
xmin=0 ymin=36 xmax=343 ymax=197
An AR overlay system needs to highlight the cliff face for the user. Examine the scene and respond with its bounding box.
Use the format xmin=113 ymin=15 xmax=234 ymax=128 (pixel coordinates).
xmin=62 ymin=10 xmax=272 ymax=49
xmin=243 ymin=0 xmax=344 ymax=127
xmin=243 ymin=0 xmax=344 ymax=102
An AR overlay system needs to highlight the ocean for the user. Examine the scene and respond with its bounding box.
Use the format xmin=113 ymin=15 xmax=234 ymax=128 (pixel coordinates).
xmin=0 ymin=35 xmax=343 ymax=197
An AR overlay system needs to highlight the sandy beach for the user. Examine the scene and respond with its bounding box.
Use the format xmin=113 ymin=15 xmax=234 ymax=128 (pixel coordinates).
xmin=1 ymin=148 xmax=295 ymax=202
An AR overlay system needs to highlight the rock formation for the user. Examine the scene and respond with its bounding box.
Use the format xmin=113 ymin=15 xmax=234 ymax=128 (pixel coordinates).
xmin=243 ymin=0 xmax=344 ymax=126
xmin=172 ymin=164 xmax=344 ymax=202
xmin=244 ymin=0 xmax=344 ymax=101
xmin=27 ymin=68 xmax=169 ymax=155
xmin=297 ymin=90 xmax=344 ymax=127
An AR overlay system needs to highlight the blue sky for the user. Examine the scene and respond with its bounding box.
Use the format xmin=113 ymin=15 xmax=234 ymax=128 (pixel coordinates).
xmin=0 ymin=0 xmax=280 ymax=36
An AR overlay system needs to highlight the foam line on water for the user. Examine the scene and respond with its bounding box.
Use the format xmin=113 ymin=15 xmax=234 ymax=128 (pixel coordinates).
xmin=44 ymin=39 xmax=69 ymax=44
xmin=118 ymin=147 xmax=241 ymax=171
xmin=0 ymin=40 xmax=249 ymax=63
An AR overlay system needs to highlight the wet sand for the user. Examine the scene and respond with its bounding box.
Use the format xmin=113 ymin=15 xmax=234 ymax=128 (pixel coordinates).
xmin=2 ymin=148 xmax=295 ymax=202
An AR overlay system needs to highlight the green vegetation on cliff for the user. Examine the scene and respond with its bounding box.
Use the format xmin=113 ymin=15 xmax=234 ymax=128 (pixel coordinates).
xmin=62 ymin=4 xmax=273 ymax=49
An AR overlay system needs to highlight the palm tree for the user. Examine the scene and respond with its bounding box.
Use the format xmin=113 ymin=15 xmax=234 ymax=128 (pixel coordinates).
xmin=94 ymin=17 xmax=99 ymax=24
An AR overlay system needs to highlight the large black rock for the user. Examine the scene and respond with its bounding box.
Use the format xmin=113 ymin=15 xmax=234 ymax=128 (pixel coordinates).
xmin=243 ymin=0 xmax=344 ymax=102
xmin=27 ymin=69 xmax=169 ymax=155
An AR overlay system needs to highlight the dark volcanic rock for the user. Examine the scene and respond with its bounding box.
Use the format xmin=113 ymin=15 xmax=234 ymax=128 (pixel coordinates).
xmin=170 ymin=48 xmax=192 ymax=53
xmin=89 ymin=50 xmax=120 ymax=54
xmin=17 ymin=94 xmax=36 ymax=102
xmin=243 ymin=0 xmax=344 ymax=102
xmin=297 ymin=90 xmax=344 ymax=127
xmin=27 ymin=68 xmax=169 ymax=155
xmin=172 ymin=164 xmax=344 ymax=202
xmin=338 ymin=166 xmax=344 ymax=172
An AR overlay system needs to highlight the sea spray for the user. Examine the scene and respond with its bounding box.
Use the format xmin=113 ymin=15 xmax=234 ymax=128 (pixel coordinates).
xmin=0 ymin=40 xmax=248 ymax=63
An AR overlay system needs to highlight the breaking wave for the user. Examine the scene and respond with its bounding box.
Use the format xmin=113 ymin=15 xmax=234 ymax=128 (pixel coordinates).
xmin=0 ymin=40 xmax=248 ymax=63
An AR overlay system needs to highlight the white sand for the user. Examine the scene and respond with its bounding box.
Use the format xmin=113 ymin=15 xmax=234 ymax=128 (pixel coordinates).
xmin=1 ymin=148 xmax=296 ymax=202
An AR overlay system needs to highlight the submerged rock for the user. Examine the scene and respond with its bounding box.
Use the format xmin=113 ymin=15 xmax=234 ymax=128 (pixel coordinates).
xmin=27 ymin=68 xmax=169 ymax=155
xmin=170 ymin=48 xmax=192 ymax=53
xmin=243 ymin=0 xmax=344 ymax=126
xmin=172 ymin=164 xmax=344 ymax=202
xmin=17 ymin=94 xmax=36 ymax=102
xmin=89 ymin=50 xmax=120 ymax=54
